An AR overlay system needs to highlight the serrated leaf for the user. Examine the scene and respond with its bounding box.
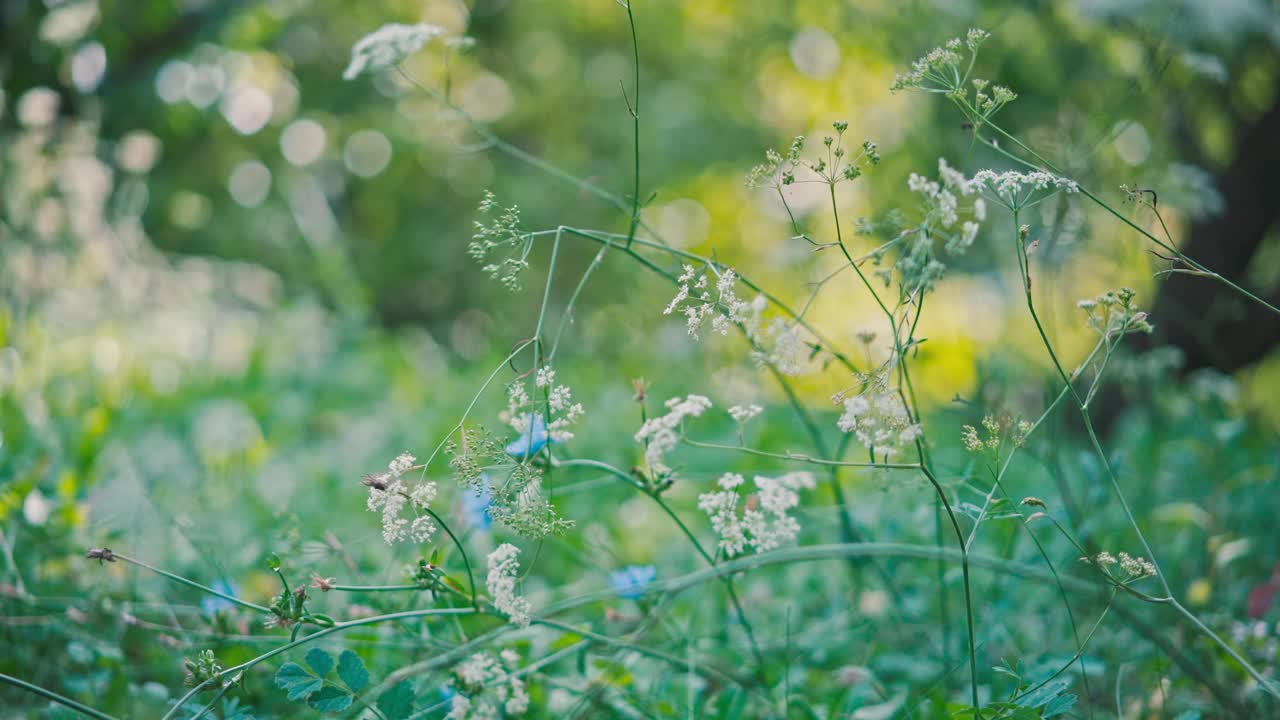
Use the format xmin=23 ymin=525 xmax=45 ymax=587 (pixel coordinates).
xmin=337 ymin=650 xmax=369 ymax=691
xmin=376 ymin=681 xmax=415 ymax=720
xmin=305 ymin=648 xmax=334 ymax=677
xmin=307 ymin=685 xmax=353 ymax=713
xmin=274 ymin=663 xmax=322 ymax=702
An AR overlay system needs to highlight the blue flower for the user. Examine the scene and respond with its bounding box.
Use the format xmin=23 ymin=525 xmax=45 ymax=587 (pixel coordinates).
xmin=201 ymin=579 xmax=239 ymax=615
xmin=504 ymin=414 xmax=551 ymax=459
xmin=463 ymin=478 xmax=494 ymax=531
xmin=610 ymin=565 xmax=657 ymax=600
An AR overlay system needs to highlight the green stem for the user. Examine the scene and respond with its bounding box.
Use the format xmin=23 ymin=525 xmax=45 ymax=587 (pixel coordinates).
xmin=113 ymin=554 xmax=272 ymax=615
xmin=0 ymin=673 xmax=118 ymax=720
xmin=422 ymin=506 xmax=478 ymax=609
xmin=622 ymin=0 xmax=642 ymax=249
xmin=683 ymin=438 xmax=919 ymax=469
xmin=329 ymin=584 xmax=421 ymax=593
xmin=551 ymin=457 xmax=768 ymax=681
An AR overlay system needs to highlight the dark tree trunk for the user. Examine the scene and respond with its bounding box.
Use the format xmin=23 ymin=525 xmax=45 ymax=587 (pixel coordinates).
xmin=1140 ymin=92 xmax=1280 ymax=373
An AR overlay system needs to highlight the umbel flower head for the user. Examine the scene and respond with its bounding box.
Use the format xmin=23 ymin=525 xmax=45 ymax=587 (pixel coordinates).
xmin=634 ymin=394 xmax=712 ymax=478
xmin=891 ymin=30 xmax=1019 ymax=126
xmin=363 ymin=452 xmax=439 ymax=545
xmin=969 ymin=168 xmax=1079 ymax=210
xmin=486 ymin=543 xmax=532 ymax=627
xmin=343 ymin=23 xmax=445 ymax=80
xmin=698 ymin=471 xmax=816 ymax=557
xmin=447 ymin=648 xmax=530 ymax=719
xmin=891 ymin=29 xmax=991 ymax=93
xmin=662 ymin=265 xmax=810 ymax=375
xmin=834 ymin=374 xmax=922 ymax=457
xmin=1077 ymin=287 xmax=1153 ymax=338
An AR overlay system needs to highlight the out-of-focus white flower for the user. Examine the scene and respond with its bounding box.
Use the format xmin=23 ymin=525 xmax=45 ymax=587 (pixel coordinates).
xmin=343 ymin=23 xmax=445 ymax=80
xmin=728 ymin=404 xmax=763 ymax=424
xmin=448 ymin=648 xmax=530 ymax=718
xmin=836 ymin=381 xmax=922 ymax=457
xmin=634 ymin=394 xmax=712 ymax=476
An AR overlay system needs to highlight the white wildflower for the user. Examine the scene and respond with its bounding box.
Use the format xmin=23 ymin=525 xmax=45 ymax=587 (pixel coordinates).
xmin=1082 ymin=550 xmax=1156 ymax=582
xmin=456 ymin=653 xmax=500 ymax=687
xmin=663 ymin=265 xmax=752 ymax=340
xmin=1078 ymin=287 xmax=1153 ymax=338
xmin=728 ymin=404 xmax=763 ymax=424
xmin=445 ymin=694 xmax=472 ymax=720
xmin=634 ymin=394 xmax=712 ymax=476
xmin=506 ymin=366 xmax=584 ymax=445
xmin=535 ymin=365 xmax=555 ymax=388
xmin=970 ymin=168 xmax=1079 ymax=209
xmin=343 ymin=23 xmax=445 ymax=80
xmin=364 ymin=453 xmax=438 ymax=545
xmin=1118 ymin=552 xmax=1157 ymax=578
xmin=449 ymin=649 xmax=530 ymax=718
xmin=750 ymin=318 xmax=807 ymax=376
xmin=389 ymin=452 xmax=415 ymax=476
xmin=507 ymin=383 xmax=529 ymax=414
xmin=486 ymin=544 xmax=531 ymax=627
xmin=836 ymin=381 xmax=921 ymax=456
xmin=698 ymin=472 xmax=815 ymax=557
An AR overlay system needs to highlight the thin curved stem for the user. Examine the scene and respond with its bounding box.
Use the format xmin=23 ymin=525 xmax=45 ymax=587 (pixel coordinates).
xmin=0 ymin=673 xmax=118 ymax=720
xmin=112 ymin=554 xmax=271 ymax=615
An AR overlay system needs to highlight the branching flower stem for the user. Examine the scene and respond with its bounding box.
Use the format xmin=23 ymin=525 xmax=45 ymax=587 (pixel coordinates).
xmin=1008 ymin=208 xmax=1280 ymax=698
xmin=823 ymin=173 xmax=983 ymax=715
xmin=551 ymin=457 xmax=769 ymax=681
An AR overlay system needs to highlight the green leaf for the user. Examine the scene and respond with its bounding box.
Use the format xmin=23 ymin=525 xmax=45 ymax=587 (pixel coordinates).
xmin=1042 ymin=694 xmax=1077 ymax=718
xmin=376 ymin=681 xmax=416 ymax=720
xmin=267 ymin=554 xmax=281 ymax=571
xmin=337 ymin=650 xmax=369 ymax=691
xmin=305 ymin=648 xmax=334 ymax=677
xmin=274 ymin=663 xmax=322 ymax=702
xmin=307 ymin=685 xmax=353 ymax=713
xmin=1019 ymin=678 xmax=1070 ymax=708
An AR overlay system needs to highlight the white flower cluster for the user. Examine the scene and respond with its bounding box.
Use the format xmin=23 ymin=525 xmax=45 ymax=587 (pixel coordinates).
xmin=486 ymin=543 xmax=531 ymax=627
xmin=343 ymin=23 xmax=445 ymax=80
xmin=909 ymin=158 xmax=984 ymax=236
xmin=507 ymin=365 xmax=584 ymax=443
xmin=1082 ymin=551 xmax=1157 ymax=581
xmin=447 ymin=649 xmax=530 ymax=719
xmin=890 ymin=158 xmax=988 ymax=293
xmin=835 ymin=382 xmax=922 ymax=456
xmin=664 ymin=265 xmax=809 ymax=375
xmin=748 ymin=316 xmax=807 ymax=376
xmin=891 ymin=29 xmax=990 ymax=92
xmin=634 ymin=394 xmax=712 ymax=476
xmin=728 ymin=404 xmax=763 ymax=424
xmin=969 ymin=169 xmax=1079 ymax=210
xmin=1077 ymin=287 xmax=1153 ymax=338
xmin=664 ymin=265 xmax=755 ymax=339
xmin=364 ymin=453 xmax=439 ymax=545
xmin=698 ymin=472 xmax=816 ymax=557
